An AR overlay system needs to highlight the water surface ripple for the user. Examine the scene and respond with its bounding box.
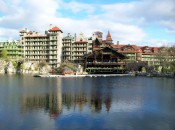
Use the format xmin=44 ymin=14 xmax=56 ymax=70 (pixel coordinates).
xmin=0 ymin=75 xmax=175 ymax=130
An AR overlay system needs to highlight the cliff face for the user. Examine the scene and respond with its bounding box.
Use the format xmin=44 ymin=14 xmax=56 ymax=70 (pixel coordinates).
xmin=5 ymin=61 xmax=16 ymax=73
xmin=22 ymin=61 xmax=51 ymax=74
xmin=0 ymin=60 xmax=51 ymax=74
xmin=0 ymin=60 xmax=5 ymax=73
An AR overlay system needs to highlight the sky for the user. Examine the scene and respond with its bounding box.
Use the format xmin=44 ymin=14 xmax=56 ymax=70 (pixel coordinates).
xmin=0 ymin=0 xmax=175 ymax=47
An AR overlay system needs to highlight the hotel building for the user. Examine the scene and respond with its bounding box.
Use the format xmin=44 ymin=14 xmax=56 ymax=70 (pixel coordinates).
xmin=1 ymin=25 xmax=174 ymax=70
xmin=110 ymin=43 xmax=160 ymax=65
xmin=0 ymin=41 xmax=22 ymax=59
xmin=19 ymin=26 xmax=63 ymax=68
xmin=87 ymin=31 xmax=173 ymax=66
xmin=62 ymin=33 xmax=92 ymax=64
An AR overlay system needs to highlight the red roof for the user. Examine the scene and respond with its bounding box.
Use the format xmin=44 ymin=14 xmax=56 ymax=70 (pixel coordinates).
xmin=49 ymin=26 xmax=63 ymax=32
xmin=106 ymin=37 xmax=112 ymax=41
xmin=107 ymin=31 xmax=111 ymax=37
xmin=106 ymin=31 xmax=113 ymax=41
xmin=94 ymin=31 xmax=103 ymax=34
xmin=110 ymin=44 xmax=124 ymax=49
xmin=110 ymin=43 xmax=160 ymax=54
xmin=19 ymin=30 xmax=26 ymax=33
xmin=140 ymin=46 xmax=160 ymax=53
xmin=27 ymin=31 xmax=33 ymax=34
xmin=24 ymin=35 xmax=48 ymax=38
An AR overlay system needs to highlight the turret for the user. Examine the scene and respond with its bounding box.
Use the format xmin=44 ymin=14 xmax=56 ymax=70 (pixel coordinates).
xmin=48 ymin=26 xmax=63 ymax=34
xmin=105 ymin=31 xmax=113 ymax=44
xmin=19 ymin=29 xmax=27 ymax=37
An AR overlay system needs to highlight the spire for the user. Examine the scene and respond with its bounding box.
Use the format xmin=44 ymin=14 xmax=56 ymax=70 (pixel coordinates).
xmin=106 ymin=31 xmax=113 ymax=41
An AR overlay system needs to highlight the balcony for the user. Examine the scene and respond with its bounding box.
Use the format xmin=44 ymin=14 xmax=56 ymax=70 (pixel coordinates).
xmin=25 ymin=44 xmax=48 ymax=46
xmin=25 ymin=48 xmax=49 ymax=51
xmin=73 ymin=49 xmax=86 ymax=52
xmin=63 ymin=54 xmax=71 ymax=56
xmin=86 ymin=62 xmax=125 ymax=66
xmin=63 ymin=49 xmax=71 ymax=52
xmin=73 ymin=53 xmax=84 ymax=56
xmin=63 ymin=45 xmax=71 ymax=48
xmin=49 ymin=57 xmax=57 ymax=60
xmin=73 ymin=46 xmax=86 ymax=48
xmin=49 ymin=43 xmax=57 ymax=46
xmin=49 ymin=53 xmax=57 ymax=55
xmin=49 ymin=48 xmax=57 ymax=51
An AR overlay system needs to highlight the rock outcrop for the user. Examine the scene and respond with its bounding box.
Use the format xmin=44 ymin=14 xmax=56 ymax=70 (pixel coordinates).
xmin=0 ymin=60 xmax=52 ymax=74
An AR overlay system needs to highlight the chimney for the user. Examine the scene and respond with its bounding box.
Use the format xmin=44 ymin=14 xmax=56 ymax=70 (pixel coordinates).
xmin=117 ymin=41 xmax=119 ymax=46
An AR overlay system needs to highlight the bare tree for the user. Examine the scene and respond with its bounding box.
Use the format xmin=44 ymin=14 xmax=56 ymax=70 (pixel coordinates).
xmin=155 ymin=45 xmax=175 ymax=73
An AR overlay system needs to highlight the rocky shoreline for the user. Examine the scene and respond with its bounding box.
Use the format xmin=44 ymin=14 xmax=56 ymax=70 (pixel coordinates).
xmin=33 ymin=73 xmax=175 ymax=78
xmin=0 ymin=60 xmax=51 ymax=74
xmin=33 ymin=73 xmax=135 ymax=78
xmin=135 ymin=72 xmax=175 ymax=78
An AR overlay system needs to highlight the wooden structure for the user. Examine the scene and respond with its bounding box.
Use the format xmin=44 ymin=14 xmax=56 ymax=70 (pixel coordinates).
xmin=84 ymin=47 xmax=127 ymax=74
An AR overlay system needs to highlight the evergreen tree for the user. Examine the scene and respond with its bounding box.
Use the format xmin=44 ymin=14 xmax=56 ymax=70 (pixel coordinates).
xmin=0 ymin=49 xmax=8 ymax=59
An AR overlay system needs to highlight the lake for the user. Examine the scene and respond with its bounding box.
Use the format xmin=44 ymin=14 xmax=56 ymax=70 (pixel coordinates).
xmin=0 ymin=74 xmax=175 ymax=130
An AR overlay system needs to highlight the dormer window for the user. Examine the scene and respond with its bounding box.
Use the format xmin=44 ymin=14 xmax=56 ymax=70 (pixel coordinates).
xmin=144 ymin=48 xmax=151 ymax=53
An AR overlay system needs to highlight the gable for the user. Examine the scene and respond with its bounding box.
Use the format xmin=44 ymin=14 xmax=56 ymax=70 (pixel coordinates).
xmin=94 ymin=38 xmax=101 ymax=45
xmin=122 ymin=45 xmax=135 ymax=51
xmin=102 ymin=47 xmax=127 ymax=59
xmin=142 ymin=46 xmax=152 ymax=53
xmin=102 ymin=47 xmax=113 ymax=52
xmin=84 ymin=47 xmax=127 ymax=59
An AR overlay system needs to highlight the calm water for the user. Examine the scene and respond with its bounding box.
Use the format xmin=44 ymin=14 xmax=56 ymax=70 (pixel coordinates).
xmin=0 ymin=75 xmax=175 ymax=130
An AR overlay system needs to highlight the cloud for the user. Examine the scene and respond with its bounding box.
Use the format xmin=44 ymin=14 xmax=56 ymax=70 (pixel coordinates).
xmin=58 ymin=0 xmax=146 ymax=42
xmin=96 ymin=0 xmax=175 ymax=45
xmin=57 ymin=17 xmax=146 ymax=43
xmin=0 ymin=0 xmax=175 ymax=46
xmin=160 ymin=20 xmax=175 ymax=34
xmin=62 ymin=1 xmax=95 ymax=14
xmin=0 ymin=27 xmax=18 ymax=41
xmin=0 ymin=0 xmax=60 ymax=30
xmin=100 ymin=0 xmax=175 ymax=24
xmin=0 ymin=0 xmax=146 ymax=43
xmin=0 ymin=0 xmax=6 ymax=12
xmin=138 ymin=38 xmax=173 ymax=47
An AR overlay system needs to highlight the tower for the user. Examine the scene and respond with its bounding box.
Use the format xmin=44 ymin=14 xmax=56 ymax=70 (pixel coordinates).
xmin=48 ymin=26 xmax=63 ymax=67
xmin=105 ymin=31 xmax=113 ymax=44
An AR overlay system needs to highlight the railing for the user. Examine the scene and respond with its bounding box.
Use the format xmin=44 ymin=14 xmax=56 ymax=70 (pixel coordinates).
xmin=49 ymin=43 xmax=57 ymax=45
xmin=63 ymin=49 xmax=71 ymax=52
xmin=49 ymin=57 xmax=57 ymax=60
xmin=26 ymin=47 xmax=55 ymax=50
xmin=25 ymin=44 xmax=49 ymax=46
xmin=73 ymin=54 xmax=83 ymax=56
xmin=25 ymin=39 xmax=48 ymax=42
xmin=73 ymin=49 xmax=86 ymax=52
xmin=49 ymin=48 xmax=57 ymax=51
xmin=86 ymin=62 xmax=125 ymax=65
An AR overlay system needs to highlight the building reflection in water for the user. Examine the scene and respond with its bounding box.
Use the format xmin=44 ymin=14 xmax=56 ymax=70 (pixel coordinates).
xmin=20 ymin=77 xmax=143 ymax=119
xmin=21 ymin=78 xmax=63 ymax=118
xmin=90 ymin=78 xmax=113 ymax=113
xmin=21 ymin=80 xmax=112 ymax=118
xmin=21 ymin=93 xmax=62 ymax=118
